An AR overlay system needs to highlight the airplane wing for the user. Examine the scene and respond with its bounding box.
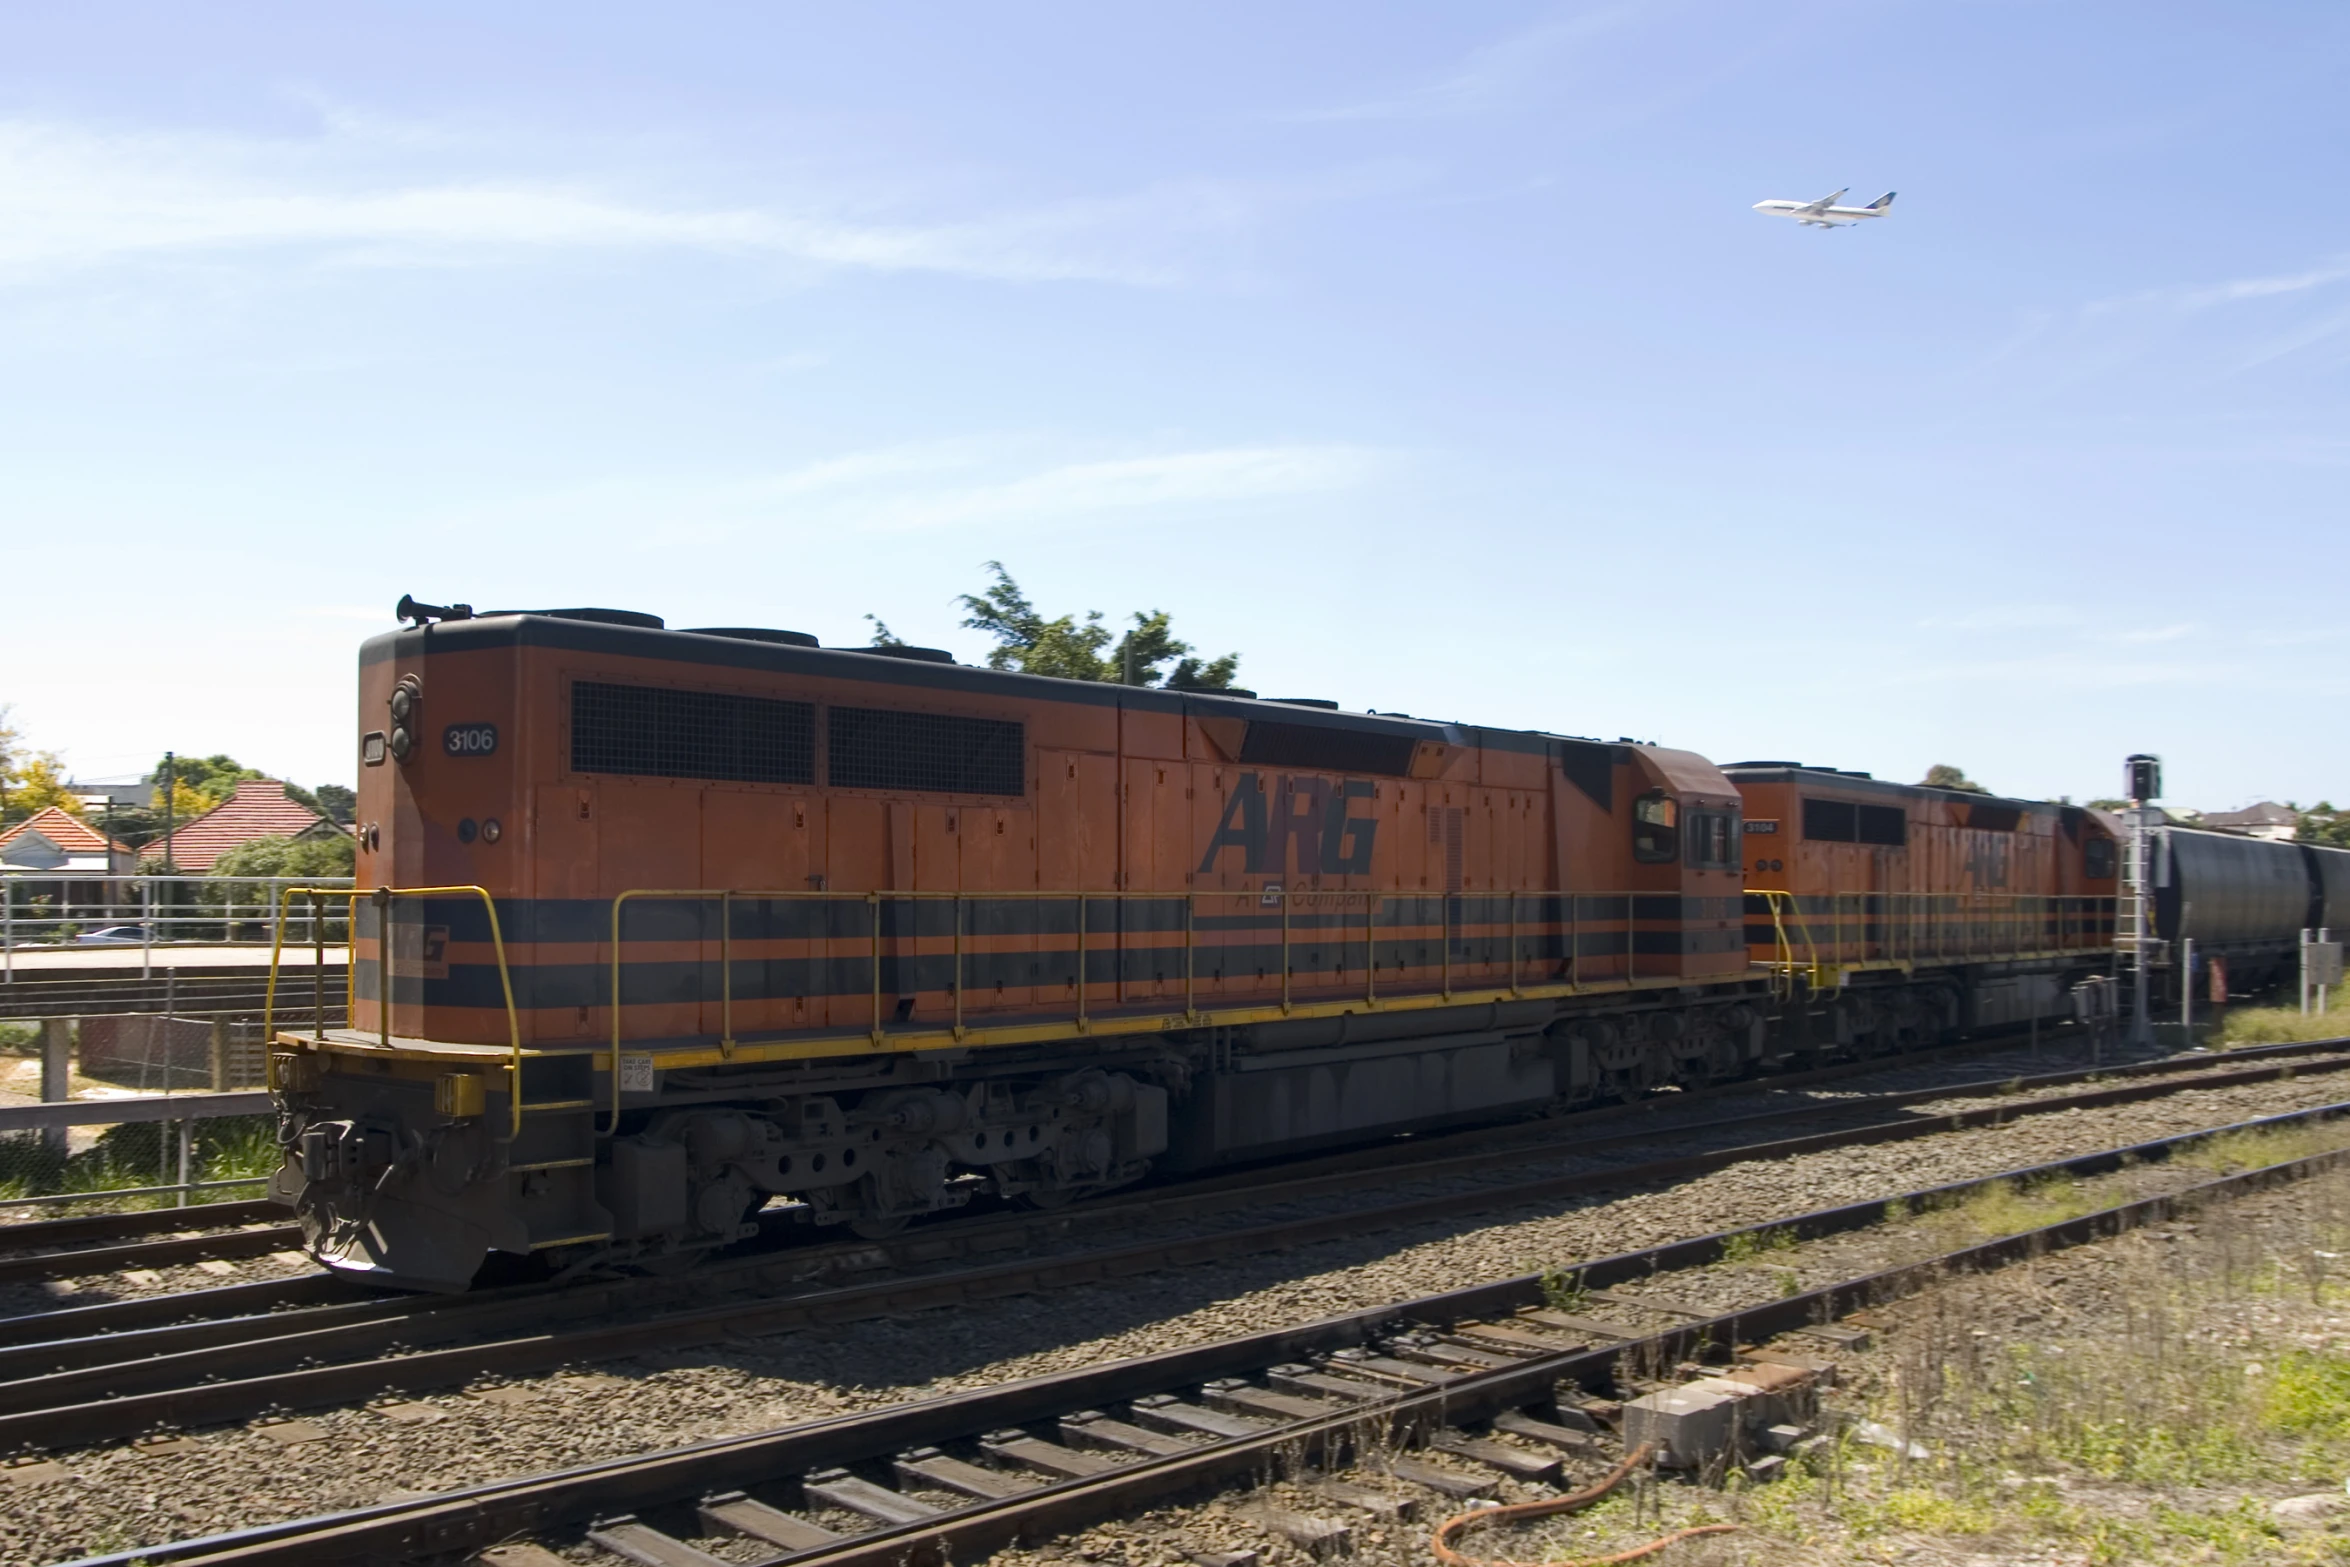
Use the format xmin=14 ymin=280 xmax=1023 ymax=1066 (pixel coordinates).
xmin=1801 ymin=188 xmax=1848 ymax=214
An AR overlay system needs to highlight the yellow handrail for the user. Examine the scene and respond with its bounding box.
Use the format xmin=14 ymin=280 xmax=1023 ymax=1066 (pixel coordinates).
xmin=265 ymin=885 xmax=357 ymax=1090
xmin=267 ymin=883 xmax=524 ymax=1135
xmin=276 ymin=883 xmax=2118 ymax=1143
xmin=601 ymin=885 xmax=1424 ymax=1134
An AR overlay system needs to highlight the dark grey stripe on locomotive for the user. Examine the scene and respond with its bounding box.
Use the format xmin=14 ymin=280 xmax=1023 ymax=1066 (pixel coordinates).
xmin=367 ymin=892 xmax=1736 ymax=949
xmin=356 ymin=926 xmax=1741 ymax=1012
xmin=353 ymin=893 xmax=1746 ymax=1013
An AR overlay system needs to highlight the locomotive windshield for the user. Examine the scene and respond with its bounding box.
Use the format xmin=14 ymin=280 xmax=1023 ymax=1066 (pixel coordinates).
xmin=1633 ymin=790 xmax=1678 ymax=863
xmin=1686 ymin=807 xmax=1739 ymax=869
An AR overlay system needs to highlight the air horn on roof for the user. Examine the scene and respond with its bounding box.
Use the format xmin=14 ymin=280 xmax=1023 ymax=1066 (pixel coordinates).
xmin=396 ymin=594 xmax=474 ymax=626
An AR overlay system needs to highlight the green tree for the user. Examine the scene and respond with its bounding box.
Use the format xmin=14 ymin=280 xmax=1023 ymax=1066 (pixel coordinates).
xmin=203 ymin=835 xmax=356 ymax=939
xmin=0 ymin=706 xmax=86 ymax=825
xmin=952 ymin=562 xmax=1240 ymax=689
xmin=285 ymin=783 xmax=357 ymax=825
xmin=4 ymin=752 xmax=83 ymax=823
xmin=154 ymin=754 xmax=262 ymax=813
xmin=1920 ymin=764 xmax=1990 ymax=794
xmin=207 ymin=834 xmax=356 ymax=882
xmin=2299 ymin=802 xmax=2350 ymax=850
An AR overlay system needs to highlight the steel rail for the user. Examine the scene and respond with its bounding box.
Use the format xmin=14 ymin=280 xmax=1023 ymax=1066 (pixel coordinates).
xmin=3 ymin=1034 xmax=2325 ymax=1361
xmin=68 ymin=1097 xmax=2350 ymax=1567
xmin=1 ymin=1027 xmax=2335 ymax=1316
xmin=0 ymin=1000 xmax=2115 ymax=1276
xmin=0 ymin=1198 xmax=283 ymax=1256
xmin=0 ymin=1023 xmax=2124 ymax=1297
xmin=0 ymin=1224 xmax=302 ymax=1291
xmin=5 ymin=1048 xmax=2348 ymax=1453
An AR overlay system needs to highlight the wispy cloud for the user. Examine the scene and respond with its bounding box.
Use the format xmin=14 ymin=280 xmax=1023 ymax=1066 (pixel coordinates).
xmin=1281 ymin=3 xmax=1648 ymax=123
xmin=2088 ymin=257 xmax=2350 ymax=315
xmin=849 ymin=445 xmax=1380 ymax=533
xmin=0 ymin=117 xmax=1269 ymax=287
xmin=1914 ymin=604 xmax=2079 ymax=632
xmin=416 ymin=439 xmax=1384 ymax=545
xmin=1954 ymin=249 xmax=2350 ymax=416
xmin=2094 ymin=622 xmax=2199 ymax=645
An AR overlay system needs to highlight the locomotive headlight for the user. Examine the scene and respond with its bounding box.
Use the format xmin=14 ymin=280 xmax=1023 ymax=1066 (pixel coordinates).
xmin=387 ymin=675 xmax=423 ymax=763
xmin=481 ymin=818 xmax=502 ymax=843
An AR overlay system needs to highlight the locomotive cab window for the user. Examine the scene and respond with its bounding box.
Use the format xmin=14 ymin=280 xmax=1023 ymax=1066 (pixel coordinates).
xmin=2085 ymin=836 xmax=2116 ymax=879
xmin=1686 ymin=808 xmax=1739 ymax=869
xmin=1633 ymin=790 xmax=1679 ymax=863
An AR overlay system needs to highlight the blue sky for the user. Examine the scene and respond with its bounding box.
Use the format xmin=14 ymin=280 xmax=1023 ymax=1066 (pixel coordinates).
xmin=2 ymin=2 xmax=2344 ymax=809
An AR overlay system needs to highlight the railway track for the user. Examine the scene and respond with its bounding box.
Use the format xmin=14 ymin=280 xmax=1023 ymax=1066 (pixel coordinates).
xmin=0 ymin=1026 xmax=2051 ymax=1290
xmin=4 ymin=1038 xmax=2347 ymax=1455
xmin=0 ymin=1200 xmax=292 ymax=1290
xmin=0 ymin=1029 xmax=2330 ymax=1299
xmin=66 ymin=1096 xmax=2350 ymax=1567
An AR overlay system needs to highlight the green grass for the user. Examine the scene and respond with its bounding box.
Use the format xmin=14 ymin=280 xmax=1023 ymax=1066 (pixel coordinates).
xmin=1720 ymin=1224 xmax=1798 ymax=1264
xmin=0 ymin=1114 xmax=278 ymax=1212
xmin=2222 ymin=992 xmax=2350 ymax=1045
xmin=1537 ymin=1265 xmax=1591 ymax=1314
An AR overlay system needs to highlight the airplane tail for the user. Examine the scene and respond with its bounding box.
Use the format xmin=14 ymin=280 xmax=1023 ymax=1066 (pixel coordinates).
xmin=1865 ymin=191 xmax=1896 ymax=211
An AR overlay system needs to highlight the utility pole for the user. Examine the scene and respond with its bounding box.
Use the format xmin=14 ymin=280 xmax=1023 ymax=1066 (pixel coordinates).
xmin=2124 ymin=753 xmax=2161 ymax=1048
xmin=161 ymin=752 xmax=176 ymax=874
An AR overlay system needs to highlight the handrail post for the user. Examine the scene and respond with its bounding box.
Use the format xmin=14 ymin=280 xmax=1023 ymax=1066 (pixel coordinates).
xmin=1076 ymin=893 xmax=1089 ymax=1032
xmin=1568 ymin=891 xmax=1580 ymax=990
xmin=1508 ymin=889 xmax=1520 ymax=996
xmin=1364 ymin=892 xmax=1377 ymax=1007
xmin=311 ymin=889 xmax=326 ymax=1041
xmin=263 ymin=884 xmax=291 ymax=1087
xmin=952 ymin=893 xmax=965 ymax=1042
xmin=1279 ymin=887 xmax=1291 ymax=1014
xmin=470 ymin=887 xmax=523 ymax=1141
xmin=1183 ymin=892 xmax=1197 ymax=1024
xmin=870 ymin=892 xmax=884 ymax=1047
xmin=1441 ymin=892 xmax=1452 ymax=1000
xmin=607 ymin=891 xmax=627 ymax=1136
xmin=373 ymin=887 xmax=392 ymax=1050
xmin=720 ymin=890 xmax=735 ymax=1059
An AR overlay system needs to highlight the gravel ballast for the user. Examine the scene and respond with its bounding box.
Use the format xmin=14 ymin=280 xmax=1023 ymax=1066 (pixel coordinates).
xmin=8 ymin=1061 xmax=2350 ymax=1563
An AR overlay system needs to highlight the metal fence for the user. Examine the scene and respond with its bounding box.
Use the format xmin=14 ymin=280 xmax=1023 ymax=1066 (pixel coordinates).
xmin=0 ymin=1077 xmax=279 ymax=1216
xmin=0 ymin=873 xmax=353 ymax=971
xmin=0 ymin=874 xmax=345 ymax=1214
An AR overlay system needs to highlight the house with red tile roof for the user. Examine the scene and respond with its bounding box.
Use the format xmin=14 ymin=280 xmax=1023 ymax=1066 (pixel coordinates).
xmin=140 ymin=779 xmax=351 ymax=872
xmin=0 ymin=806 xmax=138 ymax=923
xmin=0 ymin=806 xmax=134 ymax=875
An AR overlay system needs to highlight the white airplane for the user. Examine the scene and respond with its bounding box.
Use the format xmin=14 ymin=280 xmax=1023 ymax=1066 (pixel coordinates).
xmin=1753 ymin=188 xmax=1896 ymax=228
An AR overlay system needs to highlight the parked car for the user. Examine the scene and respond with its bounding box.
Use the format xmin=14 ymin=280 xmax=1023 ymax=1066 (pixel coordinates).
xmin=71 ymin=926 xmax=146 ymax=945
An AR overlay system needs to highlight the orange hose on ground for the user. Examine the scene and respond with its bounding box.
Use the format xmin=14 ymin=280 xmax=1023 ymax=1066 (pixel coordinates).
xmin=1428 ymin=1442 xmax=1739 ymax=1567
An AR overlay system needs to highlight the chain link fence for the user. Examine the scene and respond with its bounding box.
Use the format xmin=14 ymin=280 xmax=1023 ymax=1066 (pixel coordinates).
xmin=0 ymin=872 xmax=347 ymax=1215
xmin=0 ymin=995 xmax=338 ymax=1219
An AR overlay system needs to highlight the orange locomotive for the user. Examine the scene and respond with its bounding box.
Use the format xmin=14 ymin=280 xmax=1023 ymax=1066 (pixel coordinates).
xmin=269 ymin=604 xmax=2112 ymax=1289
xmin=1723 ymin=764 xmax=2119 ymax=1050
